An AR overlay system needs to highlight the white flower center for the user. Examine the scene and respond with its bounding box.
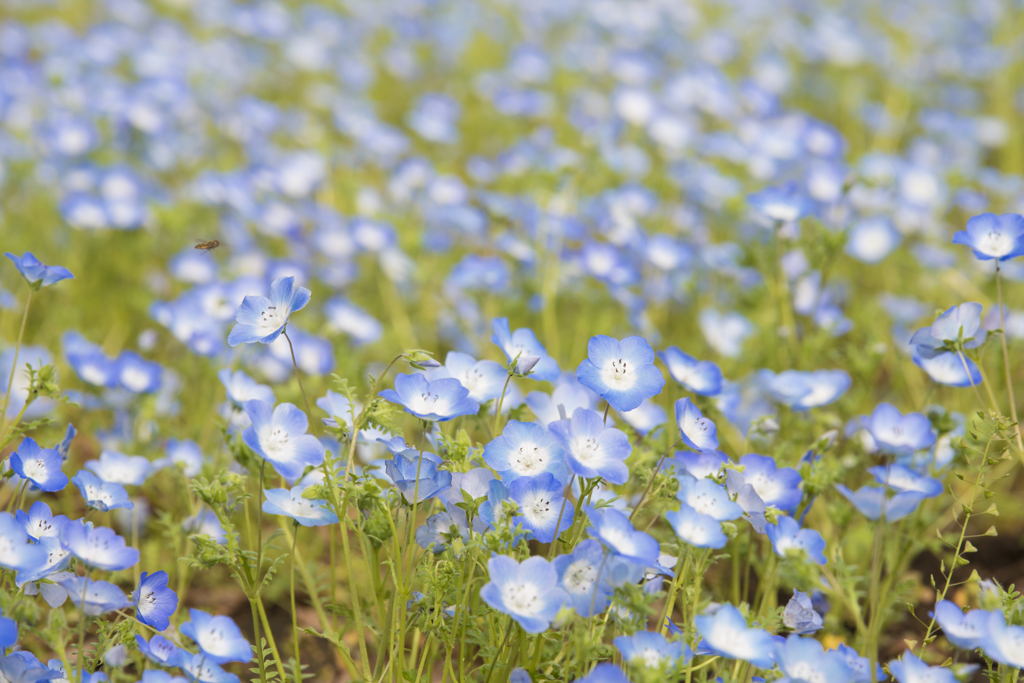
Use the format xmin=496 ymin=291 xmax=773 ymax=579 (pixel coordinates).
xmin=563 ymin=559 xmax=597 ymax=594
xmin=979 ymin=229 xmax=1012 ymax=257
xmin=22 ymin=458 xmax=48 ymax=480
xmin=511 ymin=443 xmax=548 ymax=476
xmin=521 ymin=492 xmax=554 ymax=526
xmin=263 ymin=427 xmax=290 ymax=457
xmin=600 ymin=357 xmax=636 ymax=389
xmin=570 ymin=436 xmax=602 ymax=466
xmin=85 ymin=485 xmax=114 ymax=507
xmin=640 ymin=648 xmax=663 ymax=668
xmin=501 ymin=582 xmax=543 ymax=616
xmin=788 ymin=661 xmax=828 ymax=683
xmin=256 ymin=304 xmax=289 ymax=336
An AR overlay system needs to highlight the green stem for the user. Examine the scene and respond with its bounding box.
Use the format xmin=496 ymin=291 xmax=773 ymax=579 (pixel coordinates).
xmin=0 ymin=288 xmax=32 ymax=435
xmin=290 ymin=523 xmax=301 ymax=683
xmin=283 ymin=330 xmax=315 ymax=432
xmin=630 ymin=438 xmax=682 ymax=522
xmin=493 ymin=373 xmax=513 ymax=436
xmin=250 ymin=598 xmax=268 ymax=683
xmin=995 ymin=264 xmax=1024 ymax=452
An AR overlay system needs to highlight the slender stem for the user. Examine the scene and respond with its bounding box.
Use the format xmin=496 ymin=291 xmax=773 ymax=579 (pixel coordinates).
xmin=630 ymin=437 xmax=682 ymax=521
xmin=483 ymin=620 xmax=516 ymax=683
xmin=658 ymin=551 xmax=691 ymax=633
xmin=344 ymin=354 xmax=402 ymax=477
xmin=256 ymin=597 xmax=289 ymax=681
xmin=547 ymin=475 xmax=575 ymax=558
xmin=0 ymin=288 xmax=32 ymax=434
xmin=995 ymin=264 xmax=1024 ymax=452
xmin=588 ymin=552 xmax=609 ymax=620
xmin=290 ymin=523 xmax=301 ymax=683
xmin=493 ymin=373 xmax=513 ymax=436
xmin=76 ymin=578 xmax=89 ymax=683
xmin=956 ymin=349 xmax=988 ymax=413
xmin=283 ymin=330 xmax=315 ymax=431
xmin=255 ymin=461 xmax=267 ymax=587
xmin=602 ymin=403 xmax=610 ymax=425
xmin=250 ymin=598 xmax=268 ymax=683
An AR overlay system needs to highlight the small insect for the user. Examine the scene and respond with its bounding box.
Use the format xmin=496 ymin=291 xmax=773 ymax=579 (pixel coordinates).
xmin=194 ymin=239 xmax=221 ymax=254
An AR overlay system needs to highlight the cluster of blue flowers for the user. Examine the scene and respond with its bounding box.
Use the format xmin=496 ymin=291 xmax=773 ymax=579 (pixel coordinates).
xmin=2 ymin=0 xmax=1024 ymax=682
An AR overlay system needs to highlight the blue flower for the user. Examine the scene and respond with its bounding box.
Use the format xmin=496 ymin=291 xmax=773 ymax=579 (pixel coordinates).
xmin=416 ymin=511 xmax=466 ymax=553
xmin=155 ymin=439 xmax=205 ymax=478
xmin=659 ymin=347 xmax=723 ymax=396
xmin=135 ymin=634 xmax=184 ymax=667
xmin=748 ymin=182 xmax=815 ymax=223
xmin=242 ymin=400 xmax=324 ymax=482
xmin=866 ymin=464 xmax=943 ymax=498
xmin=60 ymin=577 xmax=130 ymax=616
xmin=84 ymin=451 xmax=152 ymax=486
xmin=114 ymin=351 xmax=163 ymax=394
xmin=553 ymin=539 xmax=613 ymax=617
xmin=572 ymin=663 xmax=630 ymax=683
xmin=674 ymin=398 xmax=719 ymax=452
xmin=141 ymin=671 xmax=189 ymax=683
xmin=482 ymin=420 xmax=568 ymax=483
xmin=586 ymin=506 xmax=660 ymax=566
xmin=766 ymin=516 xmax=827 ymax=565
xmin=227 ymin=276 xmax=311 ymax=346
xmin=549 ymin=407 xmax=632 ymax=484
xmin=262 ymin=487 xmax=339 ymax=527
xmin=737 ymin=454 xmax=803 ymax=513
xmin=384 ymin=450 xmax=452 ymax=503
xmin=835 ymin=644 xmax=882 ymax=683
xmin=888 ymin=652 xmax=956 ymax=683
xmin=56 ymin=424 xmax=76 ymax=461
xmin=63 ymin=332 xmax=119 ymax=388
xmin=132 ymin=571 xmax=178 ymax=631
xmin=912 ymin=349 xmax=983 ymax=388
xmin=491 ymin=317 xmax=560 ymax=382
xmin=931 ymin=600 xmax=989 ymax=650
xmin=430 ymin=351 xmax=507 ymax=403
xmin=508 ymin=473 xmax=572 ymax=543
xmin=71 ymin=470 xmax=134 ymax=511
xmin=783 ymin=590 xmax=823 ymax=634
xmin=863 ymin=404 xmax=936 ymax=456
xmin=0 ymin=652 xmax=61 ymax=683
xmin=179 ymin=609 xmax=252 ymax=664
xmin=62 ymin=519 xmax=139 ymax=571
xmin=379 ymin=373 xmax=480 ymax=422
xmin=979 ymin=610 xmax=1024 ymax=667
xmin=952 ymin=213 xmax=1024 ymax=261
xmin=677 ymin=474 xmax=743 ymax=521
xmin=0 ymin=610 xmax=16 ymax=649
xmin=614 ymin=630 xmax=690 ymax=669
xmin=14 ymin=538 xmax=71 ymax=588
xmin=525 ymin=375 xmax=598 ymax=426
xmin=176 ymin=652 xmax=241 ymax=683
xmin=665 ymin=504 xmax=728 ymax=549
xmin=758 ymin=369 xmax=851 ymax=411
xmin=10 ymin=438 xmax=68 ymax=492
xmin=218 ymin=369 xmax=275 ymax=406
xmin=774 ymin=634 xmax=853 ymax=683
xmin=694 ymin=603 xmax=776 ymax=668
xmin=479 ymin=554 xmax=569 ymax=633
xmin=4 ymin=252 xmax=74 ymax=289
xmin=576 ymin=335 xmax=665 ymax=412
xmin=834 ymin=485 xmax=926 ymax=521
xmin=0 ymin=512 xmax=52 ymax=572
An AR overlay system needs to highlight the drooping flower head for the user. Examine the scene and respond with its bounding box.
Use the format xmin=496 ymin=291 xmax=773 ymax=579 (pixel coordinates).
xmin=227 ymin=276 xmax=311 ymax=346
xmin=576 ymin=335 xmax=665 ymax=412
xmin=674 ymin=398 xmax=719 ymax=452
xmin=783 ymin=590 xmax=823 ymax=634
xmin=491 ymin=317 xmax=560 ymax=382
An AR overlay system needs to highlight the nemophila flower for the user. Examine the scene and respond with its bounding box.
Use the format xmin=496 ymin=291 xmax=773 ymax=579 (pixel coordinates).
xmin=783 ymin=590 xmax=823 ymax=634
xmin=675 ymin=398 xmax=719 ymax=452
xmin=115 ymin=351 xmax=162 ymax=393
xmin=136 ymin=634 xmax=184 ymax=667
xmin=888 ymin=652 xmax=956 ymax=683
xmin=479 ymin=555 xmax=569 ymax=633
xmin=15 ymin=539 xmax=71 ymax=591
xmin=0 ymin=610 xmax=16 ymax=649
xmin=429 ymin=351 xmax=507 ymax=403
xmin=242 ymin=400 xmax=324 ymax=481
xmin=863 ymin=404 xmax=936 ymax=456
xmin=586 ymin=506 xmax=660 ymax=566
xmin=509 ymin=473 xmax=572 ymax=543
xmin=483 ymin=420 xmax=568 ymax=483
xmin=549 ymin=407 xmax=632 ymax=484
xmin=912 ymin=348 xmax=983 ymax=388
xmin=226 ymin=276 xmax=310 ymax=346
xmin=867 ymin=464 xmax=943 ymax=498
xmin=845 ymin=216 xmax=902 ymax=264
xmin=672 ymin=450 xmax=727 ymax=479
xmin=155 ymin=439 xmax=204 ymax=478
xmin=491 ymin=317 xmax=560 ymax=382
xmin=180 ymin=609 xmax=252 ymax=664
xmin=4 ymin=252 xmax=74 ymax=289
xmin=10 ymin=438 xmax=68 ymax=492
xmin=836 ymin=644 xmax=881 ymax=683
xmin=71 ymin=471 xmax=134 ymax=511
xmin=767 ymin=516 xmax=827 ymax=565
xmin=62 ymin=519 xmax=139 ymax=571
xmin=659 ymin=347 xmax=723 ymax=396
xmin=700 ymin=308 xmax=755 ymax=359
xmin=677 ymin=474 xmax=743 ymax=521
xmin=218 ymin=369 xmax=275 ymax=406
xmin=931 ymin=600 xmax=989 ymax=650
xmin=384 ymin=450 xmax=452 ymax=503
xmin=759 ymin=369 xmax=851 ymax=411
xmin=952 ymin=212 xmax=1024 ymax=261
xmin=0 ymin=512 xmax=48 ymax=571
xmin=979 ymin=610 xmax=1024 ymax=667
xmin=0 ymin=652 xmax=61 ymax=683
xmin=60 ymin=577 xmax=130 ymax=616
xmin=666 ymin=504 xmax=728 ymax=549
xmin=141 ymin=671 xmax=189 ymax=683
xmin=576 ymin=335 xmax=665 ymax=412
xmin=738 ymin=454 xmax=803 ymax=513
xmin=55 ymin=424 xmax=76 ymax=461
xmin=834 ymin=485 xmax=926 ymax=521
xmin=84 ymin=451 xmax=152 ymax=486
xmin=525 ymin=375 xmax=598 ymax=426
xmin=724 ymin=471 xmax=770 ymax=534
xmin=614 ymin=630 xmax=690 ymax=669
xmin=379 ymin=373 xmax=479 ymax=422
xmin=175 ymin=652 xmax=241 ymax=683
xmin=929 ymin=303 xmax=985 ymax=346
xmin=132 ymin=571 xmax=178 ymax=631
xmin=573 ymin=663 xmax=630 ymax=683
xmin=748 ymin=182 xmax=814 ymax=223
xmin=695 ymin=603 xmax=776 ymax=668
xmin=416 ymin=511 xmax=467 ymax=553
xmin=478 ymin=479 xmax=513 ymax=530
xmin=774 ymin=635 xmax=853 ymax=683
xmin=619 ymin=399 xmax=668 ymax=435
xmin=553 ymin=539 xmax=613 ymax=617
xmin=262 ymin=487 xmax=339 ymax=527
